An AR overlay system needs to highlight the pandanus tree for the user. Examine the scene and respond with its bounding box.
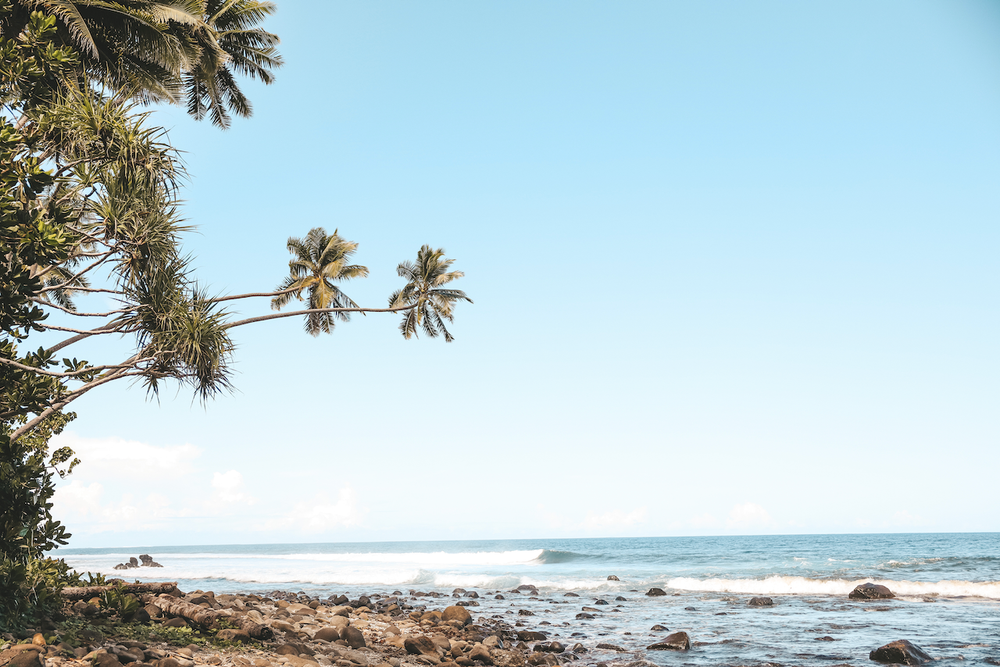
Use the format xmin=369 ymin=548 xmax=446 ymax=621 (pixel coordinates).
xmin=269 ymin=227 xmax=370 ymax=336
xmin=389 ymin=245 xmax=473 ymax=342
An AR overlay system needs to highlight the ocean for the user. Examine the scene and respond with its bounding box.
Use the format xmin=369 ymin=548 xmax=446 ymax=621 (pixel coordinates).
xmin=57 ymin=533 xmax=999 ymax=666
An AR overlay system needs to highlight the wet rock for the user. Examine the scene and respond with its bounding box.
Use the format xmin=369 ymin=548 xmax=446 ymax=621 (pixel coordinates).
xmin=515 ymin=585 xmax=539 ymax=594
xmin=645 ymin=588 xmax=667 ymax=597
xmin=494 ymin=595 xmax=505 ymax=600
xmin=684 ymin=607 xmax=696 ymax=611
xmin=869 ymin=640 xmax=931 ymax=664
xmin=581 ymin=607 xmax=601 ymax=613
xmin=647 ymin=632 xmax=690 ymax=651
xmin=595 ymin=643 xmax=627 ymax=652
xmin=570 ymin=644 xmax=587 ymax=654
xmin=748 ymin=597 xmax=774 ymax=606
xmin=464 ymin=591 xmax=480 ymax=599
xmin=443 ymin=605 xmax=473 ymax=626
xmin=139 ymin=554 xmax=163 ymax=567
xmin=650 ymin=625 xmax=669 ymax=631
xmin=517 ymin=632 xmax=546 ymax=642
xmin=850 ymin=583 xmax=896 ymax=600
xmin=594 ymin=600 xmax=608 ymax=605
xmin=614 ymin=596 xmax=627 ymax=602
xmin=517 ymin=610 xmax=534 ymax=616
xmin=575 ymin=613 xmax=594 ymax=620
xmin=816 ymin=636 xmax=836 ymax=641
xmin=607 ymin=576 xmax=619 ymax=581
xmin=563 ymin=593 xmax=579 ymax=598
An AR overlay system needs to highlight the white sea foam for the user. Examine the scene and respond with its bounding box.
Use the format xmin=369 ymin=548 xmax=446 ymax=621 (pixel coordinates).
xmin=67 ymin=550 xmax=544 ymax=566
xmin=665 ymin=576 xmax=1000 ymax=599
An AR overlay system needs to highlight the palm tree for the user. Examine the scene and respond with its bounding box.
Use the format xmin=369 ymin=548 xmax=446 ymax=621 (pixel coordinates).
xmin=182 ymin=0 xmax=283 ymax=129
xmin=270 ymin=228 xmax=369 ymax=336
xmin=389 ymin=245 xmax=472 ymax=342
xmin=0 ymin=0 xmax=282 ymax=127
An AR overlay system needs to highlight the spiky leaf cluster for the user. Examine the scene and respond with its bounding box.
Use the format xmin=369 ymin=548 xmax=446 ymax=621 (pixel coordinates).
xmin=389 ymin=245 xmax=472 ymax=342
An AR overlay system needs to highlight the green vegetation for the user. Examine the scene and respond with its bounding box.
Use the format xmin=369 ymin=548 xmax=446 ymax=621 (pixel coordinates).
xmin=0 ymin=0 xmax=470 ymax=633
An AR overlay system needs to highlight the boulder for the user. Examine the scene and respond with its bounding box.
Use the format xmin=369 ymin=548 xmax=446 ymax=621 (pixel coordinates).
xmin=0 ymin=646 xmax=44 ymax=667
xmin=404 ymin=636 xmax=438 ymax=656
xmin=312 ymin=627 xmax=341 ymax=642
xmin=162 ymin=619 xmax=186 ymax=628
xmin=595 ymin=643 xmax=627 ymax=652
xmin=607 ymin=575 xmax=620 ymax=581
xmin=442 ymin=606 xmax=472 ymax=627
xmin=563 ymin=592 xmax=579 ymax=598
xmin=648 ymin=631 xmax=690 ymax=651
xmin=575 ymin=613 xmax=594 ymax=620
xmin=851 ymin=583 xmax=896 ymax=600
xmin=869 ymin=640 xmax=931 ymax=664
xmin=341 ymin=627 xmax=366 ymax=649
xmin=517 ymin=632 xmax=546 ymax=642
xmin=468 ymin=644 xmax=493 ymax=665
xmin=650 ymin=624 xmax=669 ymax=631
xmin=216 ymin=629 xmax=251 ymax=643
xmin=748 ymin=597 xmax=774 ymax=606
xmin=645 ymin=588 xmax=667 ymax=597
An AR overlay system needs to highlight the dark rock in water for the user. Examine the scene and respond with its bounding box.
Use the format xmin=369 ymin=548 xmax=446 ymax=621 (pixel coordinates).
xmin=607 ymin=575 xmax=620 ymax=581
xmin=647 ymin=631 xmax=691 ymax=651
xmin=816 ymin=636 xmax=836 ymax=641
xmin=452 ymin=588 xmax=467 ymax=596
xmin=594 ymin=599 xmax=608 ymax=605
xmin=576 ymin=613 xmax=595 ymax=620
xmin=533 ymin=642 xmax=564 ymax=654
xmin=129 ymin=557 xmax=138 ymax=567
xmin=518 ymin=609 xmax=535 ymax=616
xmin=571 ymin=643 xmax=587 ymax=654
xmin=457 ymin=601 xmax=479 ymax=607
xmin=595 ymin=643 xmax=627 ymax=652
xmin=564 ymin=592 xmax=580 ymax=598
xmin=870 ymin=640 xmax=931 ymax=664
xmin=749 ymin=597 xmax=774 ymax=606
xmin=646 ymin=588 xmax=667 ymax=597
xmin=517 ymin=631 xmax=547 ymax=642
xmin=494 ymin=594 xmax=505 ymax=600
xmin=526 ymin=653 xmax=557 ymax=667
xmin=332 ymin=594 xmax=349 ymax=605
xmin=650 ymin=624 xmax=669 ymax=631
xmin=404 ymin=636 xmax=437 ymax=656
xmin=684 ymin=606 xmax=697 ymax=611
xmin=983 ymin=659 xmax=1000 ymax=666
xmin=464 ymin=591 xmax=479 ymax=598
xmin=342 ymin=626 xmax=366 ymax=649
xmin=615 ymin=596 xmax=627 ymax=601
xmin=851 ymin=583 xmax=896 ymax=600
xmin=138 ymin=554 xmax=162 ymax=567
xmin=516 ymin=584 xmax=539 ymax=594
xmin=581 ymin=607 xmax=601 ymax=613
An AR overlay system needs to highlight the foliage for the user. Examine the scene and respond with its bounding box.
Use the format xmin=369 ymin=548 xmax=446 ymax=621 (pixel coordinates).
xmin=270 ymin=227 xmax=369 ymax=336
xmin=390 ymin=245 xmax=473 ymax=342
xmin=99 ymin=584 xmax=140 ymax=620
xmin=0 ymin=556 xmax=83 ymax=632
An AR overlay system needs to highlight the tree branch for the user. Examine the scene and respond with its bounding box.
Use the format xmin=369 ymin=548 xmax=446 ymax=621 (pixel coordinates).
xmin=46 ymin=320 xmax=125 ymax=355
xmin=224 ymin=304 xmax=417 ymax=330
xmin=0 ymin=356 xmax=138 ymax=378
xmin=208 ymin=286 xmax=298 ymax=304
xmin=30 ymin=297 xmax=136 ymax=318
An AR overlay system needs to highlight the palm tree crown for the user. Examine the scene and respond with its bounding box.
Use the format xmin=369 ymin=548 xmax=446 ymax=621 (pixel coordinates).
xmin=271 ymin=227 xmax=369 ymax=336
xmin=389 ymin=245 xmax=472 ymax=342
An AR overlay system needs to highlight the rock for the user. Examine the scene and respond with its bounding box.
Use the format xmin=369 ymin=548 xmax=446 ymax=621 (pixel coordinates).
xmin=581 ymin=607 xmax=600 ymax=613
xmin=464 ymin=591 xmax=479 ymax=599
xmin=517 ymin=610 xmax=534 ymax=616
xmin=442 ymin=606 xmax=473 ymax=626
xmin=90 ymin=652 xmax=123 ymax=667
xmin=129 ymin=557 xmax=139 ymax=567
xmin=614 ymin=596 xmax=626 ymax=601
xmin=313 ymin=627 xmax=341 ymax=642
xmin=595 ymin=643 xmax=626 ymax=652
xmin=216 ymin=629 xmax=251 ymax=643
xmin=341 ymin=627 xmax=366 ymax=649
xmin=869 ymin=640 xmax=932 ymax=664
xmin=80 ymin=628 xmax=104 ymax=644
xmin=575 ymin=613 xmax=594 ymax=620
xmin=493 ymin=595 xmax=504 ymax=600
xmin=0 ymin=647 xmax=44 ymax=667
xmin=563 ymin=592 xmax=579 ymax=598
xmin=162 ymin=618 xmax=187 ymax=628
xmin=647 ymin=631 xmax=690 ymax=651
xmin=515 ymin=585 xmax=538 ymax=594
xmin=650 ymin=624 xmax=669 ymax=631
xmin=748 ymin=597 xmax=774 ymax=606
xmin=645 ymin=588 xmax=667 ymax=597
xmin=404 ymin=636 xmax=439 ymax=656
xmin=607 ymin=575 xmax=620 ymax=581
xmin=132 ymin=608 xmax=151 ymax=623
xmin=113 ymin=647 xmax=145 ymax=663
xmin=517 ymin=632 xmax=546 ymax=642
xmin=851 ymin=583 xmax=896 ymax=600
xmin=139 ymin=555 xmax=162 ymax=567
xmin=594 ymin=600 xmax=608 ymax=605
xmin=468 ymin=644 xmax=493 ymax=665
xmin=816 ymin=636 xmax=836 ymax=641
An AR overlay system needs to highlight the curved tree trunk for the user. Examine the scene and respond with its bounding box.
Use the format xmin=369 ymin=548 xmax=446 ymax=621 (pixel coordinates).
xmin=61 ymin=582 xmax=179 ymax=600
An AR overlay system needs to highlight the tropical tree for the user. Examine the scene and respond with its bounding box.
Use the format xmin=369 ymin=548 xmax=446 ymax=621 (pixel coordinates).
xmin=270 ymin=227 xmax=370 ymax=336
xmin=389 ymin=245 xmax=472 ymax=342
xmin=182 ymin=0 xmax=282 ymax=128
xmin=0 ymin=0 xmax=282 ymax=126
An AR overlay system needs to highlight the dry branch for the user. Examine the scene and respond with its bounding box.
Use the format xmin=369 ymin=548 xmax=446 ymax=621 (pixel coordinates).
xmin=145 ymin=595 xmax=274 ymax=640
xmin=61 ymin=581 xmax=179 ymax=600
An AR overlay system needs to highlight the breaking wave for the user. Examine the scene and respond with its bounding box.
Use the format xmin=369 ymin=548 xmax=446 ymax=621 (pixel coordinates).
xmin=665 ymin=575 xmax=1000 ymax=599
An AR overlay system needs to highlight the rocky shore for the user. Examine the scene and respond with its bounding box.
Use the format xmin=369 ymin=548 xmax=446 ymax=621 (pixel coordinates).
xmin=0 ymin=579 xmax=942 ymax=667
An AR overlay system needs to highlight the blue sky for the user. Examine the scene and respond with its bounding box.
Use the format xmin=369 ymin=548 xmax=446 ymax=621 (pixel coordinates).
xmin=50 ymin=0 xmax=999 ymax=547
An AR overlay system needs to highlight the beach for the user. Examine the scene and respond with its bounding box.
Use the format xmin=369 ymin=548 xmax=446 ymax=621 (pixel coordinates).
xmin=40 ymin=534 xmax=999 ymax=666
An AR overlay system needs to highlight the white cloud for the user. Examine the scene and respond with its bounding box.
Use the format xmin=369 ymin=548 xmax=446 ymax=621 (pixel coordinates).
xmin=211 ymin=470 xmax=255 ymax=505
xmin=726 ymin=502 xmax=775 ymax=530
xmin=263 ymin=488 xmax=365 ymax=533
xmin=690 ymin=513 xmax=720 ymax=527
xmin=51 ymin=432 xmax=200 ymax=477
xmin=582 ymin=506 xmax=648 ymax=530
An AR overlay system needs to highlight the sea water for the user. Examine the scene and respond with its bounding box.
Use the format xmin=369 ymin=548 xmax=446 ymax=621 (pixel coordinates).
xmin=57 ymin=533 xmax=1000 ymax=666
